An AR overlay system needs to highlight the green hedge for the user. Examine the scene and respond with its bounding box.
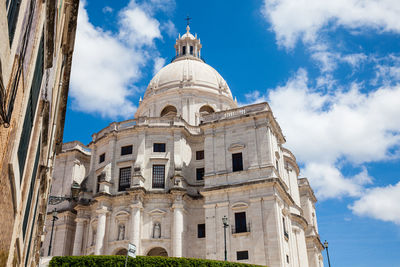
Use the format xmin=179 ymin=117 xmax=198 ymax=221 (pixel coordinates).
xmin=49 ymin=255 xmax=265 ymax=267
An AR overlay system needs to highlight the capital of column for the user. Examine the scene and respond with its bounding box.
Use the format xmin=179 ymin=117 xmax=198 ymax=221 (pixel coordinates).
xmin=75 ymin=217 xmax=89 ymax=224
xmin=96 ymin=206 xmax=110 ymax=215
xmin=172 ymin=203 xmax=184 ymax=210
xmin=130 ymin=202 xmax=143 ymax=210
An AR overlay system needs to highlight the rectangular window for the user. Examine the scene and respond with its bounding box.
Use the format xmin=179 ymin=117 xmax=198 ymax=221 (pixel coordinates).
xmin=196 ymin=150 xmax=204 ymax=160
xmin=276 ymin=160 xmax=279 ymax=175
xmin=197 ymin=223 xmax=205 ymax=238
xmin=152 ymin=165 xmax=165 ymax=188
xmin=99 ymin=153 xmax=105 ymax=163
xmin=153 ymin=143 xmax=166 ymax=152
xmin=286 ymin=255 xmax=290 ymax=263
xmin=7 ymin=0 xmax=22 ymax=45
xmin=283 ymin=217 xmax=289 ymax=239
xmin=234 ymin=212 xmax=247 ymax=233
xmin=196 ymin=168 xmax=205 ymax=181
xmin=236 ymin=251 xmax=249 ymax=260
xmin=118 ymin=167 xmax=131 ymax=191
xmin=182 ymin=46 xmax=186 ymax=55
xmin=190 ymin=46 xmax=194 ymax=55
xmin=97 ymin=175 xmax=101 ymax=193
xmin=17 ymin=36 xmax=44 ymax=179
xmin=232 ymin=153 xmax=243 ymax=172
xmin=121 ymin=145 xmax=133 ymax=156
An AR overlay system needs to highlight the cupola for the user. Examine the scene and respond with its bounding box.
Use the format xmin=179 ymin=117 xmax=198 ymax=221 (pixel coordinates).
xmin=173 ymin=25 xmax=202 ymax=60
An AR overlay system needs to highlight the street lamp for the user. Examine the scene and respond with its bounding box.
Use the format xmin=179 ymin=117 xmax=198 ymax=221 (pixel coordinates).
xmin=48 ymin=208 xmax=59 ymax=256
xmin=222 ymin=215 xmax=229 ymax=261
xmin=324 ymin=240 xmax=331 ymax=267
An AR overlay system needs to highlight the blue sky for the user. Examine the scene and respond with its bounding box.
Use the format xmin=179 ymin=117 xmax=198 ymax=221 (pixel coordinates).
xmin=63 ymin=0 xmax=400 ymax=266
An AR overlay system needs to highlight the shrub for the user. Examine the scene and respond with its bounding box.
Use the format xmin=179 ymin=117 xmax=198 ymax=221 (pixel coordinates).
xmin=49 ymin=255 xmax=265 ymax=267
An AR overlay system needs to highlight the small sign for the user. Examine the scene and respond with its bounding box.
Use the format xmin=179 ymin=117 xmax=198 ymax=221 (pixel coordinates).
xmin=127 ymin=243 xmax=136 ymax=258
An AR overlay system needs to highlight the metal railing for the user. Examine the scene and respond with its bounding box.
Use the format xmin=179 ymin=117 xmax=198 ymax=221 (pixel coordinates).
xmin=231 ymin=223 xmax=251 ymax=234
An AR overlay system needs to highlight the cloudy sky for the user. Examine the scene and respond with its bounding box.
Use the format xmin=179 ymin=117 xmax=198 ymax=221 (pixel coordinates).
xmin=63 ymin=0 xmax=400 ymax=265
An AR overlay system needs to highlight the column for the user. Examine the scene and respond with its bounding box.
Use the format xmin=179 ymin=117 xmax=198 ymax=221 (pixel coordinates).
xmin=172 ymin=203 xmax=184 ymax=257
xmin=95 ymin=208 xmax=108 ymax=255
xmin=130 ymin=203 xmax=142 ymax=253
xmin=72 ymin=218 xmax=86 ymax=255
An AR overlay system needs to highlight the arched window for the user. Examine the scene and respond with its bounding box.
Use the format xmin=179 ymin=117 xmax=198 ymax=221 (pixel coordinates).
xmin=199 ymin=105 xmax=215 ymax=115
xmin=115 ymin=248 xmax=127 ymax=255
xmin=160 ymin=105 xmax=177 ymax=117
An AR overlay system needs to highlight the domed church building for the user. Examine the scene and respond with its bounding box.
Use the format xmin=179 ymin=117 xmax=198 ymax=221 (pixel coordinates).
xmin=43 ymin=26 xmax=324 ymax=267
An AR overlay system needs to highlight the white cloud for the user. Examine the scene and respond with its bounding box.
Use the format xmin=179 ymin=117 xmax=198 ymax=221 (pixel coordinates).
xmin=246 ymin=69 xmax=400 ymax=199
xmin=153 ymin=57 xmax=166 ymax=75
xmin=119 ymin=2 xmax=162 ymax=47
xmin=350 ymin=181 xmax=400 ymax=224
xmin=102 ymin=6 xmax=113 ymax=14
xmin=262 ymin=0 xmax=400 ymax=49
xmin=70 ymin=0 xmax=176 ymax=118
xmin=162 ymin=20 xmax=178 ymax=38
xmin=70 ymin=4 xmax=140 ymax=118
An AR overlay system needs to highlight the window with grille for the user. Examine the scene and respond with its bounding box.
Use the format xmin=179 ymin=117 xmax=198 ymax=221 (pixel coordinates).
xmin=196 ymin=150 xmax=204 ymax=160
xmin=121 ymin=145 xmax=133 ymax=156
xmin=152 ymin=165 xmax=165 ymax=188
xmin=236 ymin=251 xmax=249 ymax=260
xmin=99 ymin=153 xmax=105 ymax=163
xmin=196 ymin=168 xmax=204 ymax=181
xmin=232 ymin=153 xmax=243 ymax=172
xmin=234 ymin=212 xmax=247 ymax=233
xmin=118 ymin=167 xmax=131 ymax=191
xmin=197 ymin=224 xmax=205 ymax=238
xmin=153 ymin=143 xmax=166 ymax=152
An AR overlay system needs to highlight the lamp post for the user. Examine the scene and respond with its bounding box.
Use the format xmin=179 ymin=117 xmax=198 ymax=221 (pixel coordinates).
xmin=48 ymin=208 xmax=59 ymax=256
xmin=324 ymin=240 xmax=331 ymax=267
xmin=222 ymin=215 xmax=229 ymax=261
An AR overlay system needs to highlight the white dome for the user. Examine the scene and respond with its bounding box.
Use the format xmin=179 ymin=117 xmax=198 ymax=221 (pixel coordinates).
xmin=144 ymin=57 xmax=232 ymax=99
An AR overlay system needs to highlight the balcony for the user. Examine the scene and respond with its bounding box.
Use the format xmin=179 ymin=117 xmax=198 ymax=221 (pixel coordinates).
xmin=231 ymin=223 xmax=251 ymax=234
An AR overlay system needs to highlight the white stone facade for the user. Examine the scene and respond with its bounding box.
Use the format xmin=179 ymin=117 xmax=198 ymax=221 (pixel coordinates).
xmin=43 ymin=27 xmax=324 ymax=266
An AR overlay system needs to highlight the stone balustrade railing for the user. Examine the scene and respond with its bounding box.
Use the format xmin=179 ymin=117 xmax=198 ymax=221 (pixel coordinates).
xmin=201 ymin=102 xmax=269 ymax=123
xmin=92 ymin=117 xmax=202 ymax=142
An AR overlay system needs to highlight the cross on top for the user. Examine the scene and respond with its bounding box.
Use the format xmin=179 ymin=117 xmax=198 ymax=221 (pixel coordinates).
xmin=185 ymin=15 xmax=192 ymax=26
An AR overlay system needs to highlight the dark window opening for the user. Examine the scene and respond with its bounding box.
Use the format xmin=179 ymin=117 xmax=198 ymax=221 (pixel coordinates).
xmin=196 ymin=150 xmax=204 ymax=160
xmin=96 ymin=175 xmax=102 ymax=192
xmin=232 ymin=153 xmax=243 ymax=172
xmin=196 ymin=168 xmax=205 ymax=181
xmin=118 ymin=167 xmax=131 ymax=191
xmin=197 ymin=223 xmax=205 ymax=238
xmin=283 ymin=217 xmax=289 ymax=239
xmin=182 ymin=46 xmax=186 ymax=55
xmin=160 ymin=105 xmax=177 ymax=117
xmin=152 ymin=165 xmax=165 ymax=188
xmin=121 ymin=145 xmax=133 ymax=156
xmin=276 ymin=160 xmax=279 ymax=175
xmin=153 ymin=143 xmax=166 ymax=152
xmin=99 ymin=153 xmax=105 ymax=163
xmin=286 ymin=255 xmax=290 ymax=263
xmin=236 ymin=251 xmax=249 ymax=260
xmin=234 ymin=212 xmax=248 ymax=233
xmin=190 ymin=46 xmax=194 ymax=55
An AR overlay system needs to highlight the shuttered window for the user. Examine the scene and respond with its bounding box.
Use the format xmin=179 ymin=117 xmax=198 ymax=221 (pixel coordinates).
xmin=17 ymin=35 xmax=44 ymax=179
xmin=22 ymin=138 xmax=40 ymax=239
xmin=7 ymin=0 xmax=22 ymax=45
